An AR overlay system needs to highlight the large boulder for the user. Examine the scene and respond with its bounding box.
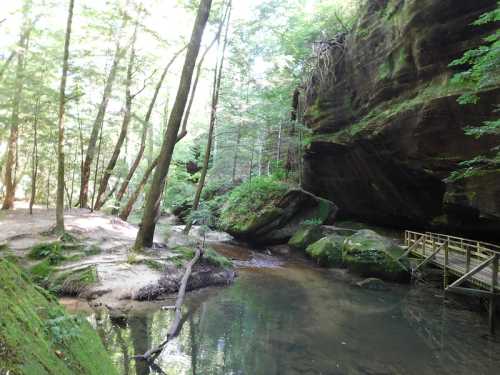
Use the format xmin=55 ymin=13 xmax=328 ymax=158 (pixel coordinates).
xmin=305 ymin=234 xmax=345 ymax=267
xmin=220 ymin=186 xmax=337 ymax=245
xmin=301 ymin=0 xmax=500 ymax=238
xmin=342 ymin=230 xmax=410 ymax=282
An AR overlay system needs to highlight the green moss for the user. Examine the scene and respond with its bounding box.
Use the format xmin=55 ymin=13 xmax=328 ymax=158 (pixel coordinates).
xmin=170 ymin=246 xmax=196 ymax=268
xmin=219 ymin=177 xmax=288 ymax=235
xmin=378 ymin=61 xmax=391 ymax=80
xmin=48 ymin=266 xmax=98 ymax=296
xmin=203 ymin=248 xmax=233 ymax=269
xmin=143 ymin=259 xmax=164 ymax=272
xmin=170 ymin=246 xmax=232 ymax=269
xmin=288 ymin=224 xmax=323 ymax=250
xmin=313 ymin=78 xmax=477 ymax=145
xmin=306 ymin=235 xmax=345 ymax=267
xmin=29 ymin=259 xmax=55 ymax=284
xmin=342 ymin=230 xmax=409 ymax=282
xmin=0 ymin=259 xmax=117 ymax=374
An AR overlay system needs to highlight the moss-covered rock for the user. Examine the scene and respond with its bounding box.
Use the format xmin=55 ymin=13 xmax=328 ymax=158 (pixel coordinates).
xmin=288 ymin=224 xmax=323 ymax=250
xmin=306 ymin=235 xmax=345 ymax=267
xmin=0 ymin=259 xmax=117 ymax=375
xmin=342 ymin=230 xmax=409 ymax=282
xmin=220 ymin=177 xmax=337 ymax=244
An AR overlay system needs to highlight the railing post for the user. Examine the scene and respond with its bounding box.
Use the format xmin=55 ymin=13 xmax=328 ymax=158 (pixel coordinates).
xmin=489 ymin=254 xmax=498 ymax=335
xmin=466 ymin=246 xmax=471 ymax=273
xmin=443 ymin=240 xmax=449 ymax=291
xmin=423 ymin=234 xmax=426 ymax=256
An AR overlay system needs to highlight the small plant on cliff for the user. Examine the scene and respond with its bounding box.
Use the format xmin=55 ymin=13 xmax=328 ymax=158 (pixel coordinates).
xmin=448 ymin=3 xmax=500 ymax=180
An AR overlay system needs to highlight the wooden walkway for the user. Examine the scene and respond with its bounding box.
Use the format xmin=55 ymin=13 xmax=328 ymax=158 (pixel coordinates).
xmin=404 ymin=231 xmax=499 ymax=333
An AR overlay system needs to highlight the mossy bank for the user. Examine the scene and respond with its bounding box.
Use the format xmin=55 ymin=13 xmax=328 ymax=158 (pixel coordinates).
xmin=0 ymin=259 xmax=117 ymax=375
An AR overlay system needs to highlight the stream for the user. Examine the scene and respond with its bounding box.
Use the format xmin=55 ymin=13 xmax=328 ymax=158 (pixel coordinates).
xmin=67 ymin=242 xmax=500 ymax=375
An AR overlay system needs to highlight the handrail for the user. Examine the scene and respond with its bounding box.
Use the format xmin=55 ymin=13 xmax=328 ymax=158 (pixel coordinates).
xmin=405 ymin=230 xmax=500 ymax=255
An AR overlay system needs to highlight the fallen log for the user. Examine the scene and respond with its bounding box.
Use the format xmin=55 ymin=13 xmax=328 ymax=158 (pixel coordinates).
xmin=135 ymin=245 xmax=203 ymax=362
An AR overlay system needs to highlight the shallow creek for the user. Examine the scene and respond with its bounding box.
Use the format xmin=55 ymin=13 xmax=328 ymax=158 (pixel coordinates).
xmin=64 ymin=242 xmax=500 ymax=375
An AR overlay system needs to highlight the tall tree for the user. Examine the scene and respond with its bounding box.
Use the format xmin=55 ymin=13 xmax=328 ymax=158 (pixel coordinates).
xmin=134 ymin=0 xmax=213 ymax=249
xmin=55 ymin=0 xmax=75 ymax=232
xmin=184 ymin=0 xmax=231 ymax=235
xmin=118 ymin=30 xmax=220 ymax=221
xmin=1 ymin=2 xmax=32 ymax=210
xmin=93 ymin=19 xmax=139 ymax=211
xmin=78 ymin=9 xmax=129 ymax=208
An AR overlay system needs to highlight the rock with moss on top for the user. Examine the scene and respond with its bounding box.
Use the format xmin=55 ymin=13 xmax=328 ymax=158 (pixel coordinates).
xmin=342 ymin=230 xmax=410 ymax=282
xmin=219 ymin=177 xmax=337 ymax=244
xmin=306 ymin=235 xmax=345 ymax=267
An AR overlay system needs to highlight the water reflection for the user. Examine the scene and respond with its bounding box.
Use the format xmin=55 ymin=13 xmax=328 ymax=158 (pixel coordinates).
xmin=89 ymin=265 xmax=500 ymax=375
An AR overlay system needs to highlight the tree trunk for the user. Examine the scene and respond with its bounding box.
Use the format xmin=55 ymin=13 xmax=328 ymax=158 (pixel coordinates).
xmin=134 ymin=0 xmax=213 ymax=249
xmin=114 ymin=45 xmax=187 ymax=208
xmin=231 ymin=120 xmax=241 ymax=184
xmin=94 ymin=21 xmax=138 ymax=211
xmin=90 ymin=122 xmax=104 ymax=212
xmin=1 ymin=18 xmax=29 ymax=210
xmin=183 ymin=1 xmax=231 ymax=235
xmin=119 ymin=127 xmax=189 ymax=221
xmin=55 ymin=0 xmax=75 ymax=232
xmin=117 ymin=35 xmax=215 ymax=221
xmin=29 ymin=98 xmax=40 ymax=215
xmin=78 ymin=13 xmax=128 ymax=209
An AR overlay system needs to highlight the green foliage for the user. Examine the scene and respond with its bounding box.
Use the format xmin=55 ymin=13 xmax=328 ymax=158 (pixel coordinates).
xmin=203 ymin=248 xmax=233 ymax=269
xmin=45 ymin=310 xmax=82 ymax=344
xmin=448 ymin=4 xmax=500 ymax=180
xmin=28 ymin=242 xmax=65 ymax=265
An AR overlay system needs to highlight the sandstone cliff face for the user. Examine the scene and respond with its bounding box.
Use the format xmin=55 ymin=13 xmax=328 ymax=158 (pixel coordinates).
xmin=302 ymin=0 xmax=500 ymax=238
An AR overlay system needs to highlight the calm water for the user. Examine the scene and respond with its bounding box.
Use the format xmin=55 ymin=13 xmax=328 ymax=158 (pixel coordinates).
xmin=85 ymin=257 xmax=500 ymax=375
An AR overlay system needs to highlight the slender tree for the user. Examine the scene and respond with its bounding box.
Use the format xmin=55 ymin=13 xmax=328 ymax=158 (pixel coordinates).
xmin=29 ymin=97 xmax=40 ymax=215
xmin=55 ymin=0 xmax=75 ymax=232
xmin=184 ymin=1 xmax=231 ymax=235
xmin=134 ymin=0 xmax=213 ymax=249
xmin=1 ymin=4 xmax=32 ymax=210
xmin=78 ymin=10 xmax=129 ymax=208
xmin=93 ymin=20 xmax=139 ymax=211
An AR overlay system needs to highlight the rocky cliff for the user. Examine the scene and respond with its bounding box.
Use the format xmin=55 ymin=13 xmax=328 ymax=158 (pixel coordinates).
xmin=302 ymin=0 xmax=500 ymax=238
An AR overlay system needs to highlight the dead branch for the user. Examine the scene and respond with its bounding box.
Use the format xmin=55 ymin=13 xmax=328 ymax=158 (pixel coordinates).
xmin=135 ymin=245 xmax=204 ymax=362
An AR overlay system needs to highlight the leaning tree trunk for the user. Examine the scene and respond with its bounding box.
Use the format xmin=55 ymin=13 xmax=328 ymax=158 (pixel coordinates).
xmin=78 ymin=13 xmax=128 ymax=209
xmin=114 ymin=45 xmax=187 ymax=210
xmin=94 ymin=21 xmax=139 ymax=211
xmin=134 ymin=0 xmax=213 ymax=249
xmin=55 ymin=0 xmax=75 ymax=233
xmin=183 ymin=1 xmax=231 ymax=235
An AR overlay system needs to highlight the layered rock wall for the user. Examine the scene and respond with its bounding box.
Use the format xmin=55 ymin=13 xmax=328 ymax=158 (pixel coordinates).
xmin=302 ymin=0 xmax=500 ymax=237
